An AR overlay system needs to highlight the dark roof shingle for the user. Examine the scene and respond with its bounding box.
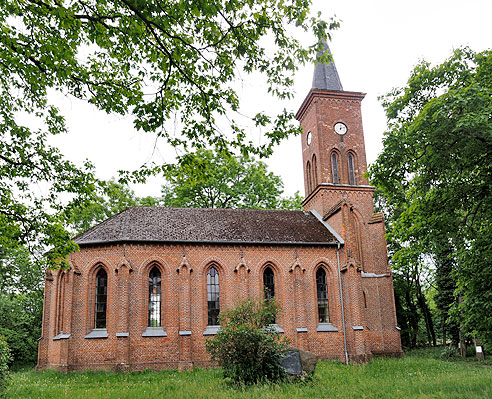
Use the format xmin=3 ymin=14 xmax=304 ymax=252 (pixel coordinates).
xmin=74 ymin=207 xmax=338 ymax=246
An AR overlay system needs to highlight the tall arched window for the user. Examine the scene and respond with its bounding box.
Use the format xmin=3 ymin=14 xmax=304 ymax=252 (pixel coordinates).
xmin=207 ymin=266 xmax=220 ymax=326
xmin=312 ymin=155 xmax=318 ymax=188
xmin=348 ymin=153 xmax=356 ymax=185
xmin=316 ymin=268 xmax=329 ymax=323
xmin=263 ymin=267 xmax=275 ymax=300
xmin=331 ymin=152 xmax=340 ymax=184
xmin=306 ymin=161 xmax=312 ymax=192
xmin=263 ymin=267 xmax=276 ymax=324
xmin=148 ymin=266 xmax=161 ymax=327
xmin=56 ymin=273 xmax=65 ymax=333
xmin=95 ymin=269 xmax=108 ymax=329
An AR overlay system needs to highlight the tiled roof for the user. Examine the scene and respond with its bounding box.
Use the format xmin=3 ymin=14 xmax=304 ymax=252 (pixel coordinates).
xmin=74 ymin=207 xmax=338 ymax=246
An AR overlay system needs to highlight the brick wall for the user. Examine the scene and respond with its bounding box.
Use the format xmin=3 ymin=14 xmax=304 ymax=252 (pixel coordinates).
xmin=38 ymin=241 xmax=402 ymax=371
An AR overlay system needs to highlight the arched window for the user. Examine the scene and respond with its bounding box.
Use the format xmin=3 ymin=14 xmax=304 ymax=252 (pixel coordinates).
xmin=56 ymin=273 xmax=65 ymax=333
xmin=312 ymin=155 xmax=318 ymax=188
xmin=316 ymin=268 xmax=329 ymax=323
xmin=263 ymin=266 xmax=276 ymax=324
xmin=148 ymin=266 xmax=161 ymax=327
xmin=207 ymin=266 xmax=220 ymax=326
xmin=263 ymin=267 xmax=275 ymax=300
xmin=331 ymin=152 xmax=340 ymax=184
xmin=348 ymin=153 xmax=356 ymax=185
xmin=306 ymin=161 xmax=312 ymax=192
xmin=95 ymin=269 xmax=108 ymax=329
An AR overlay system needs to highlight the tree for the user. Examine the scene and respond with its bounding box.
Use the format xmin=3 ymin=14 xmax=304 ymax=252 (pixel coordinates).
xmin=0 ymin=335 xmax=12 ymax=395
xmin=205 ymin=298 xmax=287 ymax=384
xmin=0 ymin=246 xmax=44 ymax=366
xmin=369 ymin=48 xmax=492 ymax=348
xmin=1 ymin=0 xmax=337 ymax=266
xmin=161 ymin=149 xmax=303 ymax=210
xmin=70 ymin=179 xmax=161 ymax=234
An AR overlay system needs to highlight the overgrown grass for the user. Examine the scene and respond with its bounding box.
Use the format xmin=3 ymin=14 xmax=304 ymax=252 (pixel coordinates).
xmin=5 ymin=350 xmax=492 ymax=399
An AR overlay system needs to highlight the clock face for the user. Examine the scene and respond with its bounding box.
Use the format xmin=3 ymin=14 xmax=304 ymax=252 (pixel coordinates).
xmin=334 ymin=122 xmax=348 ymax=135
xmin=307 ymin=131 xmax=312 ymax=146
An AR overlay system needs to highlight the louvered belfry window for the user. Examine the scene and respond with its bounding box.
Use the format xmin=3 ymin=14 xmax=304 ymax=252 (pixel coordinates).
xmin=95 ymin=269 xmax=108 ymax=329
xmin=316 ymin=268 xmax=329 ymax=323
xmin=207 ymin=266 xmax=220 ymax=326
xmin=148 ymin=266 xmax=161 ymax=327
xmin=331 ymin=153 xmax=340 ymax=184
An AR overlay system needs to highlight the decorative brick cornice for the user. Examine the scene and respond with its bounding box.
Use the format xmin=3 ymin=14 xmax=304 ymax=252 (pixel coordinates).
xmin=296 ymin=89 xmax=366 ymax=121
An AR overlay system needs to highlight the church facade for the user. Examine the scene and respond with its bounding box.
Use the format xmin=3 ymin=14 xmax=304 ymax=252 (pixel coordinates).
xmin=37 ymin=46 xmax=402 ymax=371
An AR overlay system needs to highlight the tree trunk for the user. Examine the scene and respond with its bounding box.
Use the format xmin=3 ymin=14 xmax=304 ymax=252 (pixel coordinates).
xmin=415 ymin=277 xmax=436 ymax=346
xmin=405 ymin=277 xmax=419 ymax=348
xmin=458 ymin=296 xmax=466 ymax=358
xmin=474 ymin=337 xmax=485 ymax=361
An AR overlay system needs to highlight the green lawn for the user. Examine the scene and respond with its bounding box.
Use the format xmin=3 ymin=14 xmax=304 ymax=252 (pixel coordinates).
xmin=6 ymin=350 xmax=492 ymax=399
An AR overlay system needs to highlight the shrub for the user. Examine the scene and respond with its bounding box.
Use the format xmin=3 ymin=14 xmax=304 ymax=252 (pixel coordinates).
xmin=0 ymin=335 xmax=12 ymax=396
xmin=205 ymin=298 xmax=288 ymax=385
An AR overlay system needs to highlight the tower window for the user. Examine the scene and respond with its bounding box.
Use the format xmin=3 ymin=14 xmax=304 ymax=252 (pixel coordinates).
xmin=148 ymin=266 xmax=161 ymax=327
xmin=331 ymin=152 xmax=340 ymax=184
xmin=348 ymin=153 xmax=356 ymax=185
xmin=312 ymin=154 xmax=318 ymax=188
xmin=306 ymin=161 xmax=312 ymax=192
xmin=95 ymin=269 xmax=108 ymax=329
xmin=207 ymin=266 xmax=220 ymax=326
xmin=316 ymin=268 xmax=329 ymax=323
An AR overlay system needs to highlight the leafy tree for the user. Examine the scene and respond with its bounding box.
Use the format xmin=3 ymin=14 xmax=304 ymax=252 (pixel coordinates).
xmin=1 ymin=0 xmax=336 ymax=266
xmin=369 ymin=48 xmax=492 ymax=348
xmin=0 ymin=335 xmax=12 ymax=396
xmin=205 ymin=298 xmax=287 ymax=384
xmin=0 ymin=246 xmax=44 ymax=366
xmin=70 ymin=179 xmax=161 ymax=234
xmin=161 ymin=149 xmax=303 ymax=210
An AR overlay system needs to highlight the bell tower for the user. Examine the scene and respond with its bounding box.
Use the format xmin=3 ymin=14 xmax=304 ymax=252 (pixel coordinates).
xmin=296 ymin=42 xmax=387 ymax=274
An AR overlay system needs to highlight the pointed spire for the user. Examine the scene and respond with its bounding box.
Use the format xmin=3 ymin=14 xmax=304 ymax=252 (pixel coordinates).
xmin=312 ymin=40 xmax=343 ymax=91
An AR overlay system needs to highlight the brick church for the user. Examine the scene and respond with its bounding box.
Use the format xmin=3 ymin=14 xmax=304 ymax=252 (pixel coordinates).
xmin=37 ymin=43 xmax=402 ymax=371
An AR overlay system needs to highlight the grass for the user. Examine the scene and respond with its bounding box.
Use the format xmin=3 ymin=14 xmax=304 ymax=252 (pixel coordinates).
xmin=5 ymin=349 xmax=492 ymax=399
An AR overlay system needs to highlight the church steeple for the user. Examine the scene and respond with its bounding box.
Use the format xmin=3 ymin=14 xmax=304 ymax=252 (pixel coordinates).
xmin=296 ymin=41 xmax=370 ymax=215
xmin=312 ymin=41 xmax=343 ymax=91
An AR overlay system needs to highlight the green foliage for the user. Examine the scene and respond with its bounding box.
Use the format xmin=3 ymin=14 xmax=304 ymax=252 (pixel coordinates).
xmin=205 ymin=298 xmax=288 ymax=384
xmin=0 ymin=247 xmax=44 ymax=366
xmin=1 ymin=0 xmax=335 ymax=267
xmin=0 ymin=335 xmax=12 ymax=396
xmin=370 ymin=47 xmax=492 ymax=348
xmin=161 ymin=149 xmax=303 ymax=210
xmin=69 ymin=179 xmax=162 ymax=234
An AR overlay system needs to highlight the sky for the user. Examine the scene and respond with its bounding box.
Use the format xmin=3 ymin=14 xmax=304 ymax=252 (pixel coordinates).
xmin=50 ymin=0 xmax=492 ymax=198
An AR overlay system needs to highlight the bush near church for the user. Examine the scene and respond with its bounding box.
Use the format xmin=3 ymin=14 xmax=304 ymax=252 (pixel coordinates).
xmin=0 ymin=335 xmax=12 ymax=396
xmin=205 ymin=298 xmax=288 ymax=384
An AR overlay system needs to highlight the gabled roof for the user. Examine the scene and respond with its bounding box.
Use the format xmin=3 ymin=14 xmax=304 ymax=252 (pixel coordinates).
xmin=312 ymin=41 xmax=343 ymax=91
xmin=73 ymin=207 xmax=339 ymax=246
